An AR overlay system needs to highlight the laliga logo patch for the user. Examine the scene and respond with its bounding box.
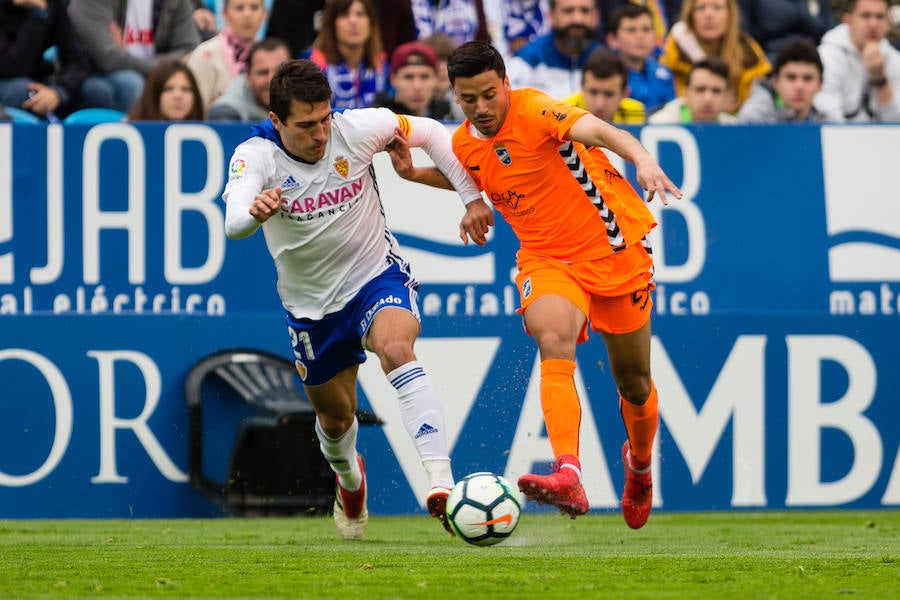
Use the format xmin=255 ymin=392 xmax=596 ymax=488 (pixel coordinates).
xmin=493 ymin=143 xmax=512 ymax=166
xmin=229 ymin=158 xmax=247 ymax=178
xmin=333 ymin=156 xmax=349 ymax=178
xmin=295 ymin=359 xmax=308 ymax=381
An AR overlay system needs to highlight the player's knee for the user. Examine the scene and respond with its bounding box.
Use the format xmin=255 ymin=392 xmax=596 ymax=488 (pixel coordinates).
xmin=533 ymin=330 xmax=577 ymax=358
xmin=617 ymin=375 xmax=652 ymax=405
xmin=317 ymin=412 xmax=355 ymax=437
xmin=375 ymin=339 xmax=416 ymax=373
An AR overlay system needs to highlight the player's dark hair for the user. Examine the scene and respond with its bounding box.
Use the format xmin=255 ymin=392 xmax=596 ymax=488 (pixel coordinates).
xmin=269 ymin=59 xmax=333 ymax=122
xmin=688 ymin=56 xmax=730 ymax=86
xmin=447 ymin=41 xmax=506 ymax=85
xmin=772 ymin=38 xmax=823 ymax=77
xmin=607 ymin=3 xmax=653 ymax=35
xmin=581 ymin=47 xmax=628 ymax=90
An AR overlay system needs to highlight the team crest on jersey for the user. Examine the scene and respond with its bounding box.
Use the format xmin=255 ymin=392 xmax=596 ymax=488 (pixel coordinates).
xmin=333 ymin=156 xmax=349 ymax=178
xmin=493 ymin=143 xmax=512 ymax=166
xmin=295 ymin=359 xmax=308 ymax=381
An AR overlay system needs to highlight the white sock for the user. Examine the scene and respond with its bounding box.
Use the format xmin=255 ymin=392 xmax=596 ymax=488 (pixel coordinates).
xmin=315 ymin=417 xmax=362 ymax=491
xmin=424 ymin=459 xmax=454 ymax=490
xmin=388 ymin=360 xmax=454 ymax=489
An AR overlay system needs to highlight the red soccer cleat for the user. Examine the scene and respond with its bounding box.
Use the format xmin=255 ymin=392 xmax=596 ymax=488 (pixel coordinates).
xmin=426 ymin=486 xmax=455 ymax=536
xmin=517 ymin=454 xmax=589 ymax=519
xmin=621 ymin=441 xmax=652 ymax=529
xmin=333 ymin=455 xmax=368 ymax=540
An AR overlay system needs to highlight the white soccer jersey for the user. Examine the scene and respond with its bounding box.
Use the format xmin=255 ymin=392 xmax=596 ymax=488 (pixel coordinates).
xmin=223 ymin=108 xmax=480 ymax=320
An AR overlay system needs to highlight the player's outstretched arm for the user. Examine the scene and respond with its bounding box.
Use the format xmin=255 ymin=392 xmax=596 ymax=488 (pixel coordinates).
xmin=385 ymin=128 xmax=456 ymax=190
xmin=399 ymin=116 xmax=483 ymax=204
xmin=567 ymin=114 xmax=683 ymax=204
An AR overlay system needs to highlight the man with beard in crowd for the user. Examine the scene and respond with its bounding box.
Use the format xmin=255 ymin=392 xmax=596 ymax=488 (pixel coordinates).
xmin=506 ymin=0 xmax=603 ymax=98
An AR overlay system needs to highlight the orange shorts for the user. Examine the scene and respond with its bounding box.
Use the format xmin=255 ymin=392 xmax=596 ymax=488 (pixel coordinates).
xmin=514 ymin=244 xmax=655 ymax=341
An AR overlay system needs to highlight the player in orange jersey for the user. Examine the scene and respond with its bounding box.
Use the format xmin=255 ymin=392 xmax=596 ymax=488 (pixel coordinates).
xmin=387 ymin=40 xmax=682 ymax=529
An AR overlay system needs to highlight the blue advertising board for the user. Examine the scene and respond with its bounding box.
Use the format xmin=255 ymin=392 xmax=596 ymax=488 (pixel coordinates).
xmin=0 ymin=122 xmax=898 ymax=517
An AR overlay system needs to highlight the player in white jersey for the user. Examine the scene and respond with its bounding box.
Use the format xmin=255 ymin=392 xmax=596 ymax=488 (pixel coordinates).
xmin=222 ymin=59 xmax=483 ymax=540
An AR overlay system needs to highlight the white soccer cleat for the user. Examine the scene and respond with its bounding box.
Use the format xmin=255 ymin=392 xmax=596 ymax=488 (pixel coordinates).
xmin=333 ymin=455 xmax=368 ymax=540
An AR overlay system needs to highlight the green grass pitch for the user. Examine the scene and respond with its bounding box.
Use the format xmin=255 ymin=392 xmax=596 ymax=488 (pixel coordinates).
xmin=1 ymin=511 xmax=897 ymax=598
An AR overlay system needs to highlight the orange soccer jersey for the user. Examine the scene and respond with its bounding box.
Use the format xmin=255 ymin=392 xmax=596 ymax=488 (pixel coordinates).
xmin=451 ymin=88 xmax=656 ymax=264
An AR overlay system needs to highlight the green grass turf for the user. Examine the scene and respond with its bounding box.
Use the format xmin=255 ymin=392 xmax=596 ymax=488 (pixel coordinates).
xmin=0 ymin=511 xmax=897 ymax=599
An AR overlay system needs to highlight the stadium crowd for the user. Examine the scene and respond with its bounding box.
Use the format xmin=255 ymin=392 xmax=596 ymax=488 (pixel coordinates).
xmin=1 ymin=0 xmax=899 ymax=124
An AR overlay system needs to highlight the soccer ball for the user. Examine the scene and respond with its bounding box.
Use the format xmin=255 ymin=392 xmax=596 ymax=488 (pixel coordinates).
xmin=446 ymin=472 xmax=521 ymax=546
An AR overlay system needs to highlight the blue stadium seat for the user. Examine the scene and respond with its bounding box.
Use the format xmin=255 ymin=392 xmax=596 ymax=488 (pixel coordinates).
xmin=185 ymin=348 xmax=382 ymax=516
xmin=4 ymin=106 xmax=42 ymax=124
xmin=63 ymin=108 xmax=126 ymax=124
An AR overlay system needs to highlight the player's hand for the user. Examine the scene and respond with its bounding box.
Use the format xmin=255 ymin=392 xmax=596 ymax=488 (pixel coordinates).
xmin=459 ymin=199 xmax=494 ymax=246
xmin=250 ymin=187 xmax=282 ymax=223
xmin=385 ymin=127 xmax=415 ymax=180
xmin=634 ymin=157 xmax=682 ymax=205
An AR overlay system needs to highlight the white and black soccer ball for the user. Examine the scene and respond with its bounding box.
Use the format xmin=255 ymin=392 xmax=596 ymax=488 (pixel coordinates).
xmin=446 ymin=472 xmax=521 ymax=546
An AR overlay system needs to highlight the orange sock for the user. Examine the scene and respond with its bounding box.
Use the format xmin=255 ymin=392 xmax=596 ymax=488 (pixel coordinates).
xmin=540 ymin=359 xmax=581 ymax=459
xmin=619 ymin=380 xmax=659 ymax=463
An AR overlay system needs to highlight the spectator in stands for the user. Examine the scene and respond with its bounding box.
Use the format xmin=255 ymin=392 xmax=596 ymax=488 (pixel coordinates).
xmin=207 ymin=0 xmax=272 ymax=38
xmin=738 ymin=37 xmax=837 ymax=121
xmin=815 ymin=0 xmax=900 ymax=121
xmin=68 ymin=0 xmax=201 ymax=113
xmin=265 ymin=0 xmax=324 ymax=57
xmin=127 ymin=59 xmax=205 ymax=120
xmin=660 ymin=0 xmax=770 ymax=111
xmin=191 ymin=0 xmax=219 ymax=41
xmin=737 ymin=0 xmax=834 ymax=62
xmin=648 ymin=56 xmax=738 ymax=121
xmin=596 ymin=0 xmax=680 ymax=48
xmin=375 ymin=41 xmax=454 ymax=118
xmin=374 ymin=0 xmax=417 ymax=56
xmin=188 ymin=0 xmax=267 ymax=111
xmin=501 ymin=0 xmax=552 ymax=55
xmin=0 ymin=0 xmax=90 ymax=121
xmin=412 ymin=0 xmax=492 ymax=48
xmin=422 ymin=33 xmax=466 ymax=121
xmin=890 ymin=0 xmax=900 ymax=51
xmin=208 ymin=37 xmax=290 ymax=120
xmin=507 ymin=0 xmax=603 ymax=98
xmin=423 ymin=32 xmax=466 ymax=120
xmin=606 ymin=3 xmax=676 ymax=111
xmin=832 ymin=0 xmax=900 ymax=50
xmin=301 ymin=0 xmax=389 ymax=109
xmin=565 ymin=46 xmax=646 ymax=121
